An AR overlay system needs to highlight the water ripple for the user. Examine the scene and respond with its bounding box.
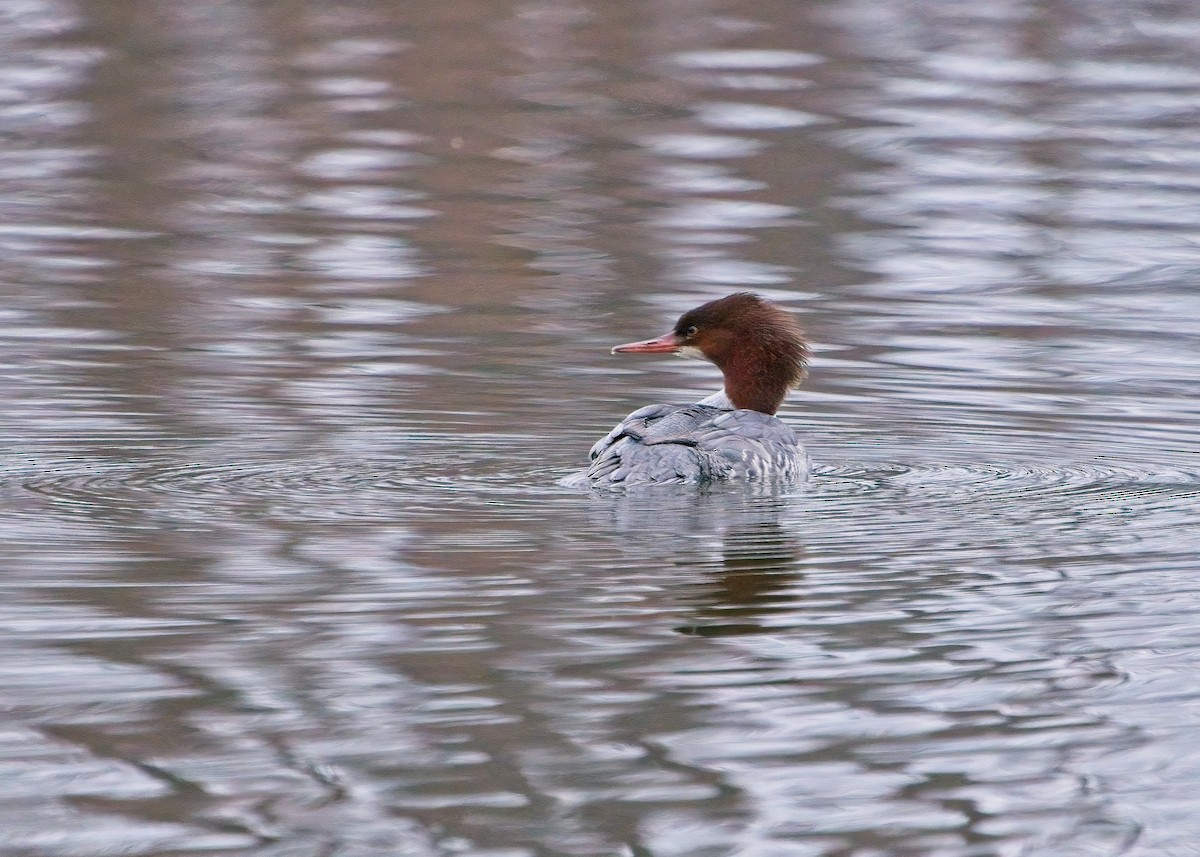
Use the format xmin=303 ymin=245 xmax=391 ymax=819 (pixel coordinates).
xmin=14 ymin=448 xmax=1196 ymax=532
xmin=13 ymin=444 xmax=565 ymax=526
xmin=820 ymin=458 xmax=1198 ymax=514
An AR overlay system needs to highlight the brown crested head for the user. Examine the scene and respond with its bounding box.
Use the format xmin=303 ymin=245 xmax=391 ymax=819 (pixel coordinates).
xmin=612 ymin=292 xmax=808 ymax=415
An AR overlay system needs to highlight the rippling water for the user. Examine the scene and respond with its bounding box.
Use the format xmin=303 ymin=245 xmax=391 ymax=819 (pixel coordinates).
xmin=2 ymin=0 xmax=1199 ymax=855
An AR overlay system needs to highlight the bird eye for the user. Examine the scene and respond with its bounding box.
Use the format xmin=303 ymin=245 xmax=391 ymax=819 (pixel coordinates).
xmin=683 ymin=325 xmax=698 ymax=338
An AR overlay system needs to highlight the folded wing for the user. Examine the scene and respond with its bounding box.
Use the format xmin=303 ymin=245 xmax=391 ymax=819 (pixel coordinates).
xmin=587 ymin=404 xmax=807 ymax=485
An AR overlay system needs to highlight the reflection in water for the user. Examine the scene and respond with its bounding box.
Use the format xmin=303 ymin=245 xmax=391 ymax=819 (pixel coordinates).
xmin=582 ymin=485 xmax=807 ymax=637
xmin=678 ymin=513 xmax=804 ymax=637
xmin=1 ymin=0 xmax=1199 ymax=854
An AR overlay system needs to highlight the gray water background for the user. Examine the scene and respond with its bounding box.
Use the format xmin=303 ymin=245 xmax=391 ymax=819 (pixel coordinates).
xmin=1 ymin=0 xmax=1199 ymax=855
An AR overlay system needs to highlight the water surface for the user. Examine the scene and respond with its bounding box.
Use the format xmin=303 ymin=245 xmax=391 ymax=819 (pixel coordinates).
xmin=1 ymin=0 xmax=1199 ymax=855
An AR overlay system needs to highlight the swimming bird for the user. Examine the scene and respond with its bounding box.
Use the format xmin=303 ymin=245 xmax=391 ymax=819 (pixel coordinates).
xmin=586 ymin=292 xmax=809 ymax=485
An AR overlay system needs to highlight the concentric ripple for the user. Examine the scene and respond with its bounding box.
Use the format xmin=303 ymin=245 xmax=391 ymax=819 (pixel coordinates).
xmin=9 ymin=442 xmax=1198 ymax=535
xmin=820 ymin=458 xmax=1200 ymax=499
xmin=10 ymin=441 xmax=568 ymax=527
xmin=789 ymin=457 xmax=1200 ymax=558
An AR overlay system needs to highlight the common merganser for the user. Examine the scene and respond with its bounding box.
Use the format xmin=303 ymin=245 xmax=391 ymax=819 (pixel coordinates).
xmin=585 ymin=292 xmax=810 ymax=485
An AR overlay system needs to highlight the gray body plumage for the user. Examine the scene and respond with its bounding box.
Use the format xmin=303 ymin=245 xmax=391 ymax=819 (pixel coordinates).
xmin=586 ymin=402 xmax=809 ymax=486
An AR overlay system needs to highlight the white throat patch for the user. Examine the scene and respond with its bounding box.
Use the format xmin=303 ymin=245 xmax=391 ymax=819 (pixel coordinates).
xmin=698 ymin=389 xmax=734 ymax=408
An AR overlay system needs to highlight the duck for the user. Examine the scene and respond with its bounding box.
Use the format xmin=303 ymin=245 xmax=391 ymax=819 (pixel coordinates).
xmin=585 ymin=292 xmax=809 ymax=485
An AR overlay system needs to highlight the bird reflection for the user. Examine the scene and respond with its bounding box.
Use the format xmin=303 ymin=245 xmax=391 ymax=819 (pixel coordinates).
xmin=587 ymin=485 xmax=805 ymax=636
xmin=676 ymin=516 xmax=803 ymax=637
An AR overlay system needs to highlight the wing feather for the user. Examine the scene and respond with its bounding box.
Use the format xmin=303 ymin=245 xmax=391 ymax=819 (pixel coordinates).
xmin=585 ymin=404 xmax=807 ymax=486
